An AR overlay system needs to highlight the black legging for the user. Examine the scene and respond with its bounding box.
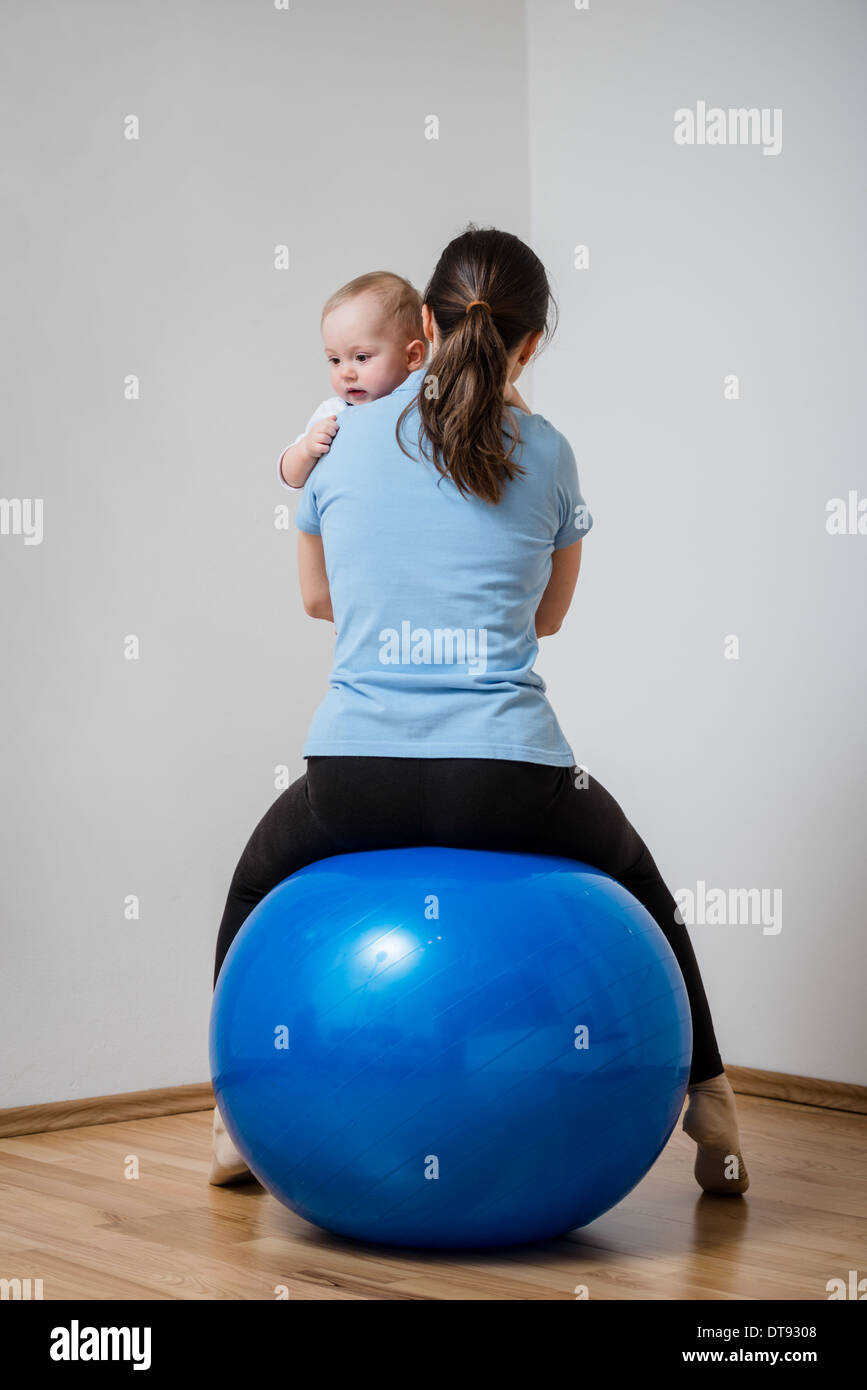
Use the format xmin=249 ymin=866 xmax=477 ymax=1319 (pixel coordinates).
xmin=214 ymin=756 xmax=723 ymax=1085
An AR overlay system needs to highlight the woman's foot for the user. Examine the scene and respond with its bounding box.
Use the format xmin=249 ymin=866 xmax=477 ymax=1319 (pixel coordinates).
xmin=207 ymin=1104 xmax=258 ymax=1186
xmin=682 ymin=1070 xmax=750 ymax=1195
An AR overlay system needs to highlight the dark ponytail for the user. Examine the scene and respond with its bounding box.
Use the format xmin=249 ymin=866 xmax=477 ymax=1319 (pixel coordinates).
xmin=396 ymin=225 xmax=557 ymax=505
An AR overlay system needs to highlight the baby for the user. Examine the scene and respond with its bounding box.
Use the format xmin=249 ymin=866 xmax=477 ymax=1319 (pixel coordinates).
xmin=277 ymin=271 xmax=428 ymax=490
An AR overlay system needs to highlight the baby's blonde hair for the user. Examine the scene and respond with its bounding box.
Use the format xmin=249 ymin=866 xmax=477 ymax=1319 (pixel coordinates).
xmin=321 ymin=271 xmax=424 ymax=348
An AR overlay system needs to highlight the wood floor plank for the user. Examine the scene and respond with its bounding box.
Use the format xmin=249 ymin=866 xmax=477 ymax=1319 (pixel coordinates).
xmin=0 ymin=1096 xmax=864 ymax=1300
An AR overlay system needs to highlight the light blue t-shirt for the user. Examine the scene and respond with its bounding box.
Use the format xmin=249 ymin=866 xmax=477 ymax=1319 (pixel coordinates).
xmin=293 ymin=366 xmax=593 ymax=765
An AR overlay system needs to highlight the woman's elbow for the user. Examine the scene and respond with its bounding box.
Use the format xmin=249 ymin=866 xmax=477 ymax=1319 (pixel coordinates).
xmin=304 ymin=596 xmax=333 ymax=621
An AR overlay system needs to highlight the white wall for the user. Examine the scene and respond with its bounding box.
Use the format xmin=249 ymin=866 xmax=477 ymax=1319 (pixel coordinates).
xmin=0 ymin=0 xmax=530 ymax=1106
xmin=3 ymin=0 xmax=863 ymax=1108
xmin=527 ymin=0 xmax=866 ymax=1084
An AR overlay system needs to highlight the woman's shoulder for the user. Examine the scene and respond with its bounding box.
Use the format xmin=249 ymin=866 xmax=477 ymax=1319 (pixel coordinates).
xmin=509 ymin=407 xmax=574 ymax=464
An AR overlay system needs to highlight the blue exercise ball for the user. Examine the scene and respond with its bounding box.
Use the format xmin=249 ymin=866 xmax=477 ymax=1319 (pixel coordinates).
xmin=210 ymin=846 xmax=691 ymax=1248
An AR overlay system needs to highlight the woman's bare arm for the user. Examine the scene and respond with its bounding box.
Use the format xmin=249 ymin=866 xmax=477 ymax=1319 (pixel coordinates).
xmin=297 ymin=532 xmax=334 ymax=622
xmin=503 ymin=382 xmax=582 ymax=636
xmin=535 ymin=539 xmax=583 ymax=637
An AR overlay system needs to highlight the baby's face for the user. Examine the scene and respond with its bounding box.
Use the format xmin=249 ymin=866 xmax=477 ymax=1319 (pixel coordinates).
xmin=321 ymin=292 xmax=412 ymax=406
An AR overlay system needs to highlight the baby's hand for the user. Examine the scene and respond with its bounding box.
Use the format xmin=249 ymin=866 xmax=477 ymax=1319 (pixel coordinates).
xmin=305 ymin=415 xmax=339 ymax=461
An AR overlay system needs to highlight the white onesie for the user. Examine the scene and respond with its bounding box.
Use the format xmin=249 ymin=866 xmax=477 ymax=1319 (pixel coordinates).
xmin=277 ymin=396 xmax=350 ymax=490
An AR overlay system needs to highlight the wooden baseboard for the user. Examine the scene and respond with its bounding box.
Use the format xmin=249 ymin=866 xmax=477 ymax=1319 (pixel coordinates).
xmin=0 ymin=1067 xmax=864 ymax=1140
xmin=0 ymin=1082 xmax=215 ymax=1138
xmin=724 ymin=1065 xmax=867 ymax=1115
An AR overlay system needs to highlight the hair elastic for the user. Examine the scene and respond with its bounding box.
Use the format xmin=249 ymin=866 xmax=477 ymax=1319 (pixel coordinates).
xmin=465 ymin=299 xmax=491 ymax=314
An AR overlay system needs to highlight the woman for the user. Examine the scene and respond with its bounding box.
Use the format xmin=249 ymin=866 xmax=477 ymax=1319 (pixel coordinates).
xmin=210 ymin=227 xmax=749 ymax=1198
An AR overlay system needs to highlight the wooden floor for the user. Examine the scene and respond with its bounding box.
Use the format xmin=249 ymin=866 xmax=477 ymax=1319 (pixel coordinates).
xmin=0 ymin=1095 xmax=864 ymax=1300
